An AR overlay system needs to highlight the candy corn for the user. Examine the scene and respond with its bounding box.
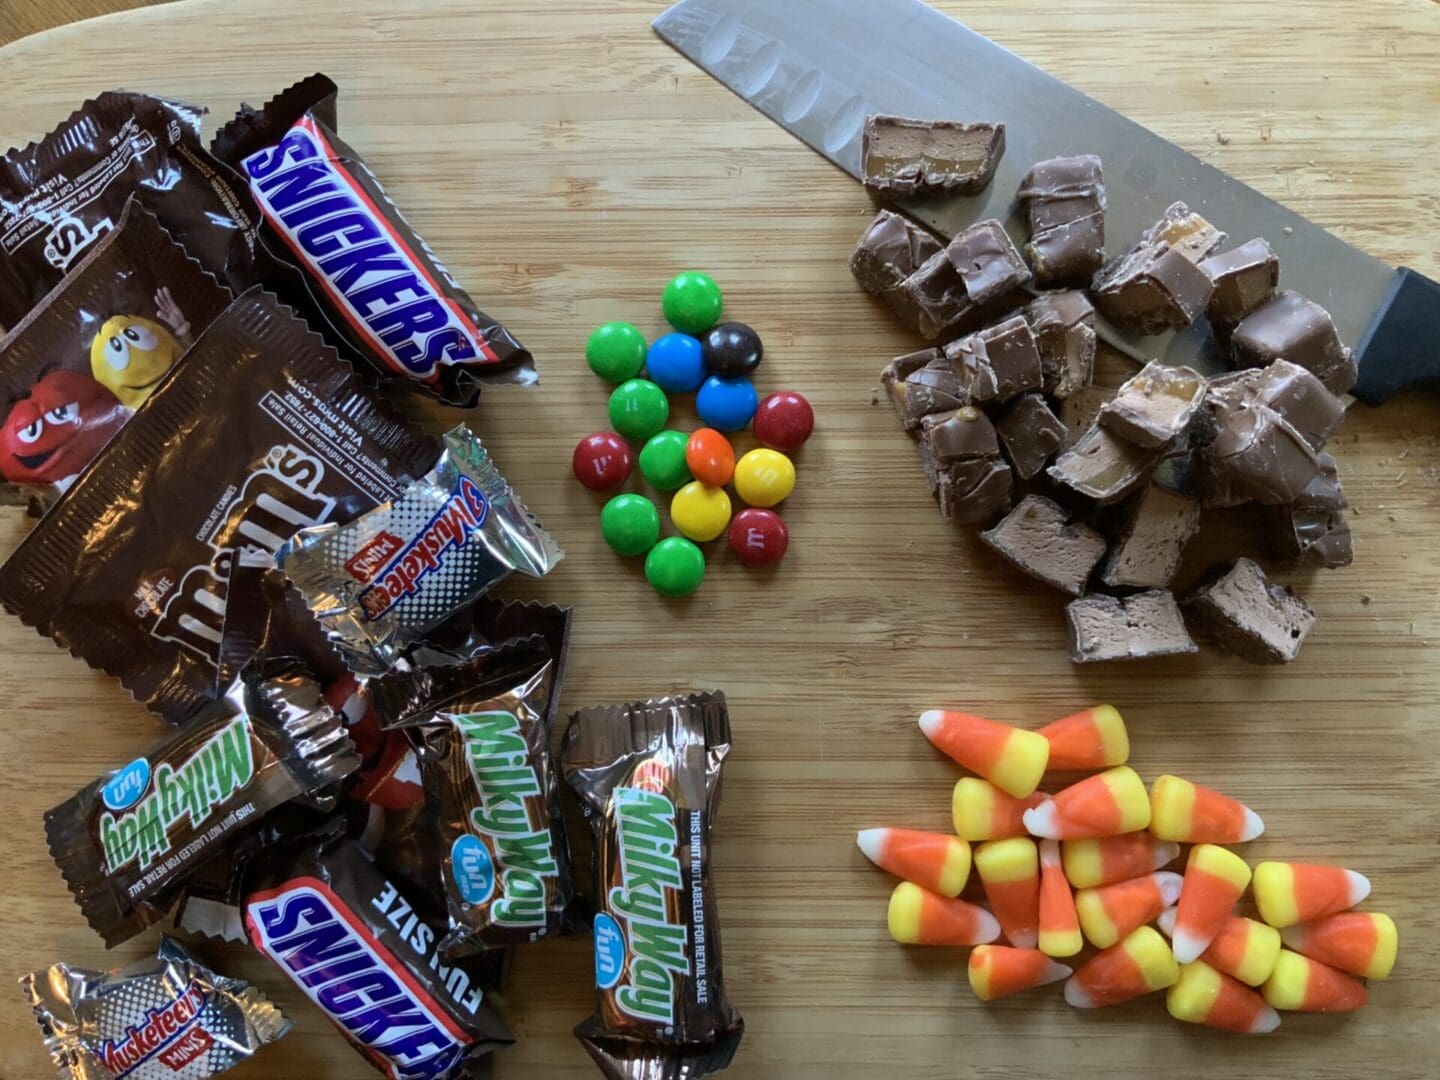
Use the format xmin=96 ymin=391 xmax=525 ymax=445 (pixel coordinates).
xmin=887 ymin=882 xmax=1001 ymax=946
xmin=1148 ymin=775 xmax=1264 ymax=844
xmin=1158 ymin=909 xmax=1281 ymax=987
xmin=1280 ymin=912 xmax=1397 ymax=980
xmin=856 ymin=828 xmax=972 ymax=897
xmin=1075 ymin=872 xmax=1182 ymax=949
xmin=918 ymin=710 xmax=1049 ymax=797
xmin=951 ymin=778 xmax=1045 ymax=841
xmin=1064 ymin=926 xmax=1179 ymax=1008
xmin=1262 ymin=950 xmax=1368 ymax=1013
xmin=968 ymin=945 xmax=1071 ymax=1002
xmin=975 ymin=838 xmax=1040 ymax=949
xmin=1252 ymin=861 xmax=1371 ymax=928
xmin=1037 ymin=705 xmax=1129 ymax=770
xmin=1172 ymin=845 xmax=1252 ymax=964
xmin=1062 ymin=833 xmax=1181 ymax=889
xmin=1167 ymin=961 xmax=1281 ymax=1034
xmin=1038 ymin=840 xmax=1082 ymax=957
xmin=1023 ymin=766 xmax=1151 ymax=840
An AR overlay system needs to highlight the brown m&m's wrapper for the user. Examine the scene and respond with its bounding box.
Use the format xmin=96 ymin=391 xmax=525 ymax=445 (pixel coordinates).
xmin=562 ymin=691 xmax=744 ymax=1080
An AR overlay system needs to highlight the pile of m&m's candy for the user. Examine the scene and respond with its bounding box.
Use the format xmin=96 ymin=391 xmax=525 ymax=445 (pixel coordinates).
xmin=572 ymin=271 xmax=814 ymax=597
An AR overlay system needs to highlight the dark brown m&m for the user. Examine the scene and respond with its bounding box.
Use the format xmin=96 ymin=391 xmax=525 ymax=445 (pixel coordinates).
xmin=702 ymin=321 xmax=764 ymax=378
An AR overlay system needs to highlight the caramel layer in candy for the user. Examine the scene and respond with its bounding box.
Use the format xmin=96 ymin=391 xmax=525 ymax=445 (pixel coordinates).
xmin=1183 ymin=558 xmax=1316 ymax=665
xmin=1100 ymin=483 xmax=1201 ymax=590
xmin=1230 ymin=290 xmax=1357 ymax=396
xmin=1066 ymin=591 xmax=1198 ymax=664
xmin=939 ymin=460 xmax=1014 ymax=525
xmin=1017 ymin=155 xmax=1106 ymax=286
xmin=1060 ymin=386 xmax=1117 ymax=448
xmin=995 ymin=394 xmax=1066 ymax=480
xmin=1026 ymin=290 xmax=1097 ymax=399
xmin=1144 ymin=201 xmax=1227 ymax=264
xmin=1272 ymin=452 xmax=1353 ymax=568
xmin=1199 ymin=239 xmax=1279 ymax=325
xmin=945 ymin=219 xmax=1032 ymax=306
xmin=1099 ymin=361 xmax=1206 ymax=449
xmin=982 ymin=495 xmax=1107 ymax=596
xmin=862 ymin=115 xmax=1006 ymax=197
xmin=944 ymin=314 xmax=1043 ymax=404
xmin=1048 ymin=424 xmax=1159 ymax=504
xmin=850 ymin=209 xmax=944 ymax=295
xmin=881 ymin=348 xmax=943 ymax=429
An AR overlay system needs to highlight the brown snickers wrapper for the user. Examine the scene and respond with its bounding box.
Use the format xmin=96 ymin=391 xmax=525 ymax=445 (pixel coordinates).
xmin=562 ymin=691 xmax=744 ymax=1080
xmin=43 ymin=659 xmax=359 ymax=947
xmin=0 ymin=288 xmax=439 ymax=724
xmin=368 ymin=636 xmax=587 ymax=958
xmin=211 ymin=74 xmax=535 ymax=407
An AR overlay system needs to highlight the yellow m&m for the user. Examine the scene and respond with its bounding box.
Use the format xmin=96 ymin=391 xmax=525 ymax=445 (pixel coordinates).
xmin=733 ymin=448 xmax=795 ymax=507
xmin=670 ymin=481 xmax=732 ymax=542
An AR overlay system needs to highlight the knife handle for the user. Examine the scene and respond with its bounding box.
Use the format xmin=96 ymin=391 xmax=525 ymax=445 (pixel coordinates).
xmin=1351 ymin=267 xmax=1440 ymax=405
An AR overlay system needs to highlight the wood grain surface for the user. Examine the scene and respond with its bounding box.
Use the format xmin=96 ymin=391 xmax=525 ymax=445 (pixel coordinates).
xmin=0 ymin=1 xmax=1437 ymax=1077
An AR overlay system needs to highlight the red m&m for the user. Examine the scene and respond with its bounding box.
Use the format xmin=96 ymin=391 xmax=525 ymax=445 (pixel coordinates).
xmin=572 ymin=432 xmax=633 ymax=492
xmin=754 ymin=391 xmax=814 ymax=451
xmin=728 ymin=508 xmax=789 ymax=566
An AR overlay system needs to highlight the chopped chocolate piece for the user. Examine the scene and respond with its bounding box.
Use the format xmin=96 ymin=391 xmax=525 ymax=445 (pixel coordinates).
xmin=1198 ymin=401 xmax=1321 ymax=506
xmin=1199 ymin=238 xmax=1280 ymax=324
xmin=944 ymin=314 xmax=1042 ymax=404
xmin=945 ymin=219 xmax=1032 ymax=305
xmin=1273 ymin=452 xmax=1353 ymax=567
xmin=918 ymin=406 xmax=1000 ymax=493
xmin=881 ymin=348 xmax=942 ymax=429
xmin=1183 ymin=557 xmax=1316 ymax=664
xmin=981 ymin=496 xmax=1107 ymax=595
xmin=1047 ymin=424 xmax=1159 ymax=504
xmin=1016 ymin=155 xmax=1106 ymax=286
xmin=896 ymin=358 xmax=972 ymax=429
xmin=1092 ymin=240 xmax=1216 ymax=336
xmin=1249 ymin=359 xmax=1345 ymax=449
xmin=888 ymin=250 xmax=975 ymax=340
xmin=850 ymin=209 xmax=944 ymax=295
xmin=1143 ymin=201 xmax=1227 ymax=264
xmin=1026 ymin=290 xmax=1097 ymax=398
xmin=862 ymin=116 xmax=1006 ymax=197
xmin=1060 ymin=386 xmax=1118 ymax=448
xmin=1065 ymin=590 xmax=1198 ymax=663
xmin=1100 ymin=484 xmax=1201 ymax=589
xmin=995 ymin=394 xmax=1066 ymax=479
xmin=1230 ymin=289 xmax=1357 ymax=395
xmin=938 ymin=459 xmax=1013 ymax=524
xmin=940 ymin=337 xmax=1001 ymax=404
xmin=1099 ymin=361 xmax=1206 ymax=448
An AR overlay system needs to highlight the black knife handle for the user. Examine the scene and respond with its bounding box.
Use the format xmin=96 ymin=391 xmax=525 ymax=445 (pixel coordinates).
xmin=1351 ymin=267 xmax=1440 ymax=405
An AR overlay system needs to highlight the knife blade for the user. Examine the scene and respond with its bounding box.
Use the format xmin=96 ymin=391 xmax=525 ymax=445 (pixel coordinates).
xmin=654 ymin=0 xmax=1439 ymax=405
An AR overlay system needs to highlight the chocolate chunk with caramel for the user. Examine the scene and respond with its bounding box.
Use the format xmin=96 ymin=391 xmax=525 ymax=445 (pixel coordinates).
xmin=1092 ymin=241 xmax=1215 ymax=336
xmin=1230 ymin=289 xmax=1357 ymax=395
xmin=1016 ymin=155 xmax=1106 ymax=286
xmin=1199 ymin=238 xmax=1279 ymax=325
xmin=1099 ymin=361 xmax=1206 ymax=449
xmin=995 ymin=394 xmax=1066 ymax=479
xmin=850 ymin=209 xmax=944 ymax=295
xmin=1273 ymin=452 xmax=1353 ymax=568
xmin=1047 ymin=424 xmax=1159 ymax=504
xmin=945 ymin=219 xmax=1032 ymax=305
xmin=1026 ymin=290 xmax=1096 ymax=398
xmin=1065 ymin=590 xmax=1198 ymax=663
xmin=982 ymin=495 xmax=1107 ymax=595
xmin=1100 ymin=483 xmax=1201 ymax=589
xmin=944 ymin=314 xmax=1042 ymax=404
xmin=1183 ymin=557 xmax=1316 ymax=664
xmin=881 ymin=350 xmax=968 ymax=430
xmin=862 ymin=116 xmax=1006 ymax=197
xmin=1142 ymin=201 xmax=1227 ymax=264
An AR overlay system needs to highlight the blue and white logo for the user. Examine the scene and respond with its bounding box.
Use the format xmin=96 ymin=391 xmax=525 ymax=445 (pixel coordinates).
xmin=102 ymin=758 xmax=151 ymax=812
xmin=450 ymin=835 xmax=495 ymax=905
xmin=594 ymin=913 xmax=627 ymax=990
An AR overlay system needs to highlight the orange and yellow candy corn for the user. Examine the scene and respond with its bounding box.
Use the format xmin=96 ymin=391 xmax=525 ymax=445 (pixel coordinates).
xmin=919 ymin=710 xmax=1049 ymax=797
xmin=887 ymin=881 xmax=1001 ymax=946
xmin=1172 ymin=844 xmax=1252 ymax=964
xmin=975 ymin=837 xmax=1040 ymax=949
xmin=968 ymin=945 xmax=1071 ymax=1002
xmin=1149 ymin=775 xmax=1264 ymax=844
xmin=1280 ymin=912 xmax=1397 ymax=980
xmin=1253 ymin=861 xmax=1371 ymax=928
xmin=856 ymin=828 xmax=972 ymax=897
xmin=1064 ymin=926 xmax=1179 ymax=1008
xmin=1167 ymin=961 xmax=1281 ymax=1034
xmin=1037 ymin=705 xmax=1129 ymax=770
xmin=1075 ymin=871 xmax=1182 ymax=949
xmin=1062 ymin=832 xmax=1181 ymax=889
xmin=1024 ymin=766 xmax=1151 ymax=840
xmin=1262 ymin=950 xmax=1368 ymax=1013
xmin=1159 ymin=909 xmax=1281 ymax=987
xmin=951 ymin=778 xmax=1045 ymax=841
xmin=1038 ymin=840 xmax=1083 ymax=957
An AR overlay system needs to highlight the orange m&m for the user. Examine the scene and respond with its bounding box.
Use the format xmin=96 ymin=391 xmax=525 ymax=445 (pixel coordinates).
xmin=685 ymin=428 xmax=736 ymax=487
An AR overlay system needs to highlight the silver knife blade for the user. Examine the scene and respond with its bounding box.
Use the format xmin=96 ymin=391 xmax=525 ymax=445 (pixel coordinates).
xmin=654 ymin=0 xmax=1393 ymax=380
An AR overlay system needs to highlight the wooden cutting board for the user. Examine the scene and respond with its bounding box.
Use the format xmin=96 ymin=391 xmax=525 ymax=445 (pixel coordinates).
xmin=0 ymin=1 xmax=1436 ymax=1077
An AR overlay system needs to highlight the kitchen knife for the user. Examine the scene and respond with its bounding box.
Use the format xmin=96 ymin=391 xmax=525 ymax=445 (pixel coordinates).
xmin=653 ymin=0 xmax=1439 ymax=405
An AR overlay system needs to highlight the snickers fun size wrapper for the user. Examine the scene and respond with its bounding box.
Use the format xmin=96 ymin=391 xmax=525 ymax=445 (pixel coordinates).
xmin=43 ymin=659 xmax=360 ymax=948
xmin=278 ymin=424 xmax=563 ymax=675
xmin=0 ymin=90 xmax=259 ymax=328
xmin=0 ymin=289 xmax=439 ymax=723
xmin=562 ymin=692 xmax=743 ymax=1080
xmin=242 ymin=831 xmax=513 ymax=1079
xmin=0 ymin=200 xmax=232 ymax=507
xmin=21 ymin=935 xmax=290 ymax=1080
xmin=212 ymin=74 xmax=535 ymax=406
xmin=368 ymin=635 xmax=586 ymax=958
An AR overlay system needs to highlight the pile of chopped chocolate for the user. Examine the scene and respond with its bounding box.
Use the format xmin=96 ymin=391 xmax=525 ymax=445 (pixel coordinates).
xmin=854 ymin=148 xmax=1355 ymax=666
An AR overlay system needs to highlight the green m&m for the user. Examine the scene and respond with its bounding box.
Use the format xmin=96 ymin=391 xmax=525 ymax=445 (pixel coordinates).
xmin=662 ymin=271 xmax=723 ymax=335
xmin=586 ymin=322 xmax=647 ymax=382
xmin=608 ymin=379 xmax=669 ymax=441
xmin=637 ymin=430 xmax=693 ymax=492
xmin=600 ymin=493 xmax=661 ymax=556
xmin=645 ymin=536 xmax=706 ymax=597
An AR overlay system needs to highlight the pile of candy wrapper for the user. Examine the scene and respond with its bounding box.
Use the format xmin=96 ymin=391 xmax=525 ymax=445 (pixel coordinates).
xmin=1 ymin=76 xmax=742 ymax=1079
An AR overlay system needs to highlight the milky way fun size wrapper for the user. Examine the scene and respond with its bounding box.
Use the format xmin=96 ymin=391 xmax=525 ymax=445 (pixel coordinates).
xmin=562 ymin=692 xmax=744 ymax=1080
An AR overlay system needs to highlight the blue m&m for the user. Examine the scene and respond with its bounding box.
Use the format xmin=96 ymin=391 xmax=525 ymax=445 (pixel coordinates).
xmin=696 ymin=375 xmax=758 ymax=432
xmin=645 ymin=333 xmax=707 ymax=392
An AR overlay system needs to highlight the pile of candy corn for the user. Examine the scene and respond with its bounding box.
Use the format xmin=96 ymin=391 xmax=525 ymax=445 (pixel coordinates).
xmin=859 ymin=706 xmax=1398 ymax=1033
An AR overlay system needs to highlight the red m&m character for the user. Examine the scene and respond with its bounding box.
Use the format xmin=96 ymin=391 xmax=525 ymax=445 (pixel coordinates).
xmin=728 ymin=507 xmax=788 ymax=566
